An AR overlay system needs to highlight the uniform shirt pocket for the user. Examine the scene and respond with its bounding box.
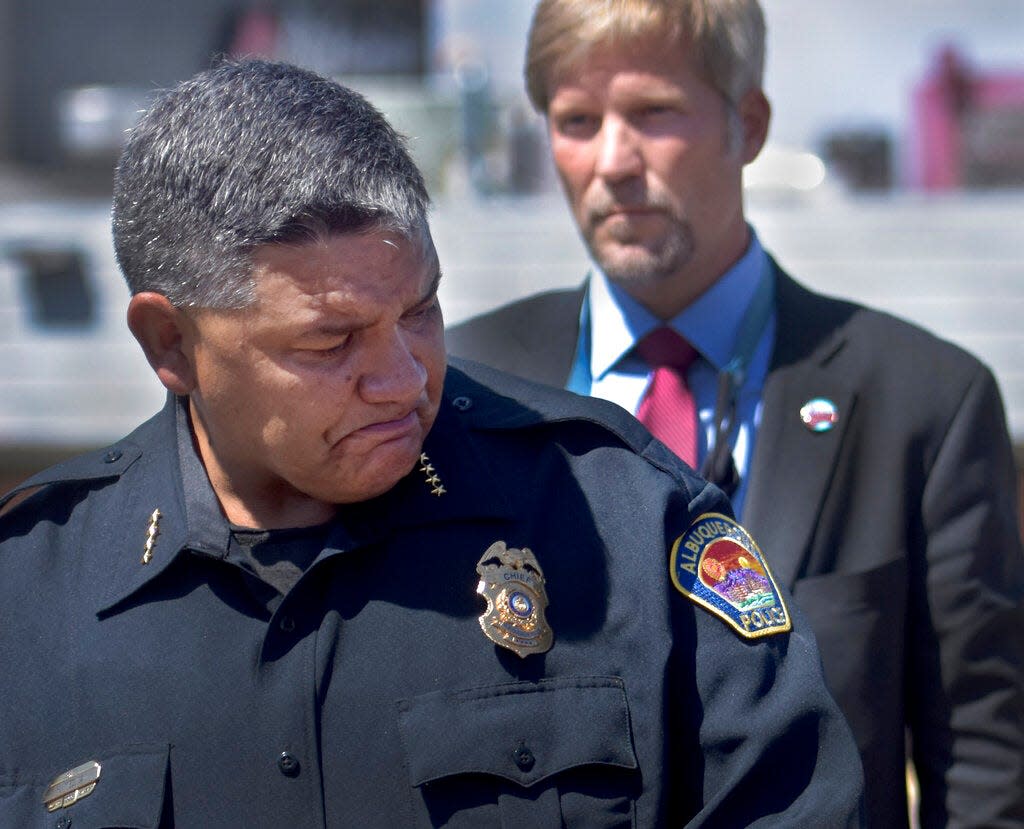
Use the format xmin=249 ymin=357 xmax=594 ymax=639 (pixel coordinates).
xmin=0 ymin=743 xmax=168 ymax=829
xmin=398 ymin=675 xmax=638 ymax=828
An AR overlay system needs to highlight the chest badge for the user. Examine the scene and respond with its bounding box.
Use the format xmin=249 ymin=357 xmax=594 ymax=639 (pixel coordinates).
xmin=670 ymin=513 xmax=791 ymax=639
xmin=476 ymin=541 xmax=553 ymax=658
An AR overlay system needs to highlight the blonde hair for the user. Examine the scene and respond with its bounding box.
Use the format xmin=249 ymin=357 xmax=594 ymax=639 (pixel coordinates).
xmin=525 ymin=0 xmax=765 ymax=112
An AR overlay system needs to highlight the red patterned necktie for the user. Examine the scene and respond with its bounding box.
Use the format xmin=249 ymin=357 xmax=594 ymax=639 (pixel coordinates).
xmin=635 ymin=327 xmax=699 ymax=466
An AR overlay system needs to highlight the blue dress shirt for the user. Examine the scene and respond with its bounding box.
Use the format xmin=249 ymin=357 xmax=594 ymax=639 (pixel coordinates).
xmin=567 ymin=231 xmax=776 ymax=516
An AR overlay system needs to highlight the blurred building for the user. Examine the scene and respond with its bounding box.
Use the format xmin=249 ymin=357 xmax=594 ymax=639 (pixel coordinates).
xmin=0 ymin=0 xmax=427 ymax=170
xmin=0 ymin=2 xmax=1022 ymax=518
xmin=911 ymin=44 xmax=1024 ymax=190
xmin=0 ymin=0 xmax=549 ymax=200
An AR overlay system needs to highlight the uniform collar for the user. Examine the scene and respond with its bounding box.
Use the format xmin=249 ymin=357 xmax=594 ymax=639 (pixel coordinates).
xmin=96 ymin=394 xmax=195 ymax=615
xmin=174 ymin=396 xmax=234 ymax=558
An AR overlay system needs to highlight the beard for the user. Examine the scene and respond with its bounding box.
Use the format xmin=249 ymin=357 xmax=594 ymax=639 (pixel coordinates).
xmin=578 ymin=187 xmax=695 ymax=288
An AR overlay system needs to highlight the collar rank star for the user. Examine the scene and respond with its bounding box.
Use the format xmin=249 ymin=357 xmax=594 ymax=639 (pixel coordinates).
xmin=476 ymin=541 xmax=553 ymax=657
xmin=418 ymin=453 xmax=446 ymax=496
xmin=670 ymin=513 xmax=791 ymax=639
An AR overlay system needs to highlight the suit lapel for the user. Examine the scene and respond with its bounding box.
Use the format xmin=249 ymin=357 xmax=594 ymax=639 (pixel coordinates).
xmin=536 ymin=284 xmax=586 ymax=387
xmin=446 ymin=284 xmax=585 ymax=389
xmin=506 ymin=285 xmax=586 ymax=388
xmin=742 ymin=267 xmax=858 ymax=589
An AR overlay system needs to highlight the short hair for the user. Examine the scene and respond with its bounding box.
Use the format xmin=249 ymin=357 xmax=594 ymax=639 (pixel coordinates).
xmin=525 ymin=0 xmax=766 ymax=113
xmin=112 ymin=59 xmax=431 ymax=309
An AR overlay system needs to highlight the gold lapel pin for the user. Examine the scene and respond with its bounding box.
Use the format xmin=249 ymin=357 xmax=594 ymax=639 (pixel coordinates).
xmin=142 ymin=508 xmax=161 ymax=564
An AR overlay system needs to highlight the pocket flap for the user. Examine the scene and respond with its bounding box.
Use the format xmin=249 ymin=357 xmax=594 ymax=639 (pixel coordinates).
xmin=398 ymin=676 xmax=637 ymax=788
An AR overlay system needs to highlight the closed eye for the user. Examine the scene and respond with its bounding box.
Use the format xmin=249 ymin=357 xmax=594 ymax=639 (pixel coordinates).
xmin=299 ymin=336 xmax=351 ymax=359
xmin=404 ymin=296 xmax=440 ymax=321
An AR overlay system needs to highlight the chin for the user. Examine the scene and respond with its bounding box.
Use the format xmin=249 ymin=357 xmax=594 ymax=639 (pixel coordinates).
xmin=600 ymin=241 xmax=690 ymax=285
xmin=342 ymin=450 xmax=424 ymax=504
xmin=345 ymin=477 xmax=405 ymax=504
xmin=600 ymin=258 xmax=668 ymax=287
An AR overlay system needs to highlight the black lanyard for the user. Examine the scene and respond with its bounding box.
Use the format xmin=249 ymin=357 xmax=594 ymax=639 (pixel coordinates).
xmin=701 ymin=262 xmax=774 ymax=496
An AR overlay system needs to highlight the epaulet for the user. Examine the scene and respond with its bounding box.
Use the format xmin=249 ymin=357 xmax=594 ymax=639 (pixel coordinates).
xmin=0 ymin=442 xmax=141 ymax=516
xmin=444 ymin=359 xmax=703 ymax=495
xmin=446 ymin=358 xmax=650 ymax=444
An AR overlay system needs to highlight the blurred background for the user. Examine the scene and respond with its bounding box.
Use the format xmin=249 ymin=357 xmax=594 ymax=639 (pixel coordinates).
xmin=0 ymin=0 xmax=1022 ymax=510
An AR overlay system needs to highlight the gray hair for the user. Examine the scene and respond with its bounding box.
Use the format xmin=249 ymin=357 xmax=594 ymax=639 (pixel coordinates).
xmin=112 ymin=59 xmax=431 ymax=309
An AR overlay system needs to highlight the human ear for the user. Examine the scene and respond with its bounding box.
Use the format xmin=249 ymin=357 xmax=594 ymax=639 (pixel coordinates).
xmin=737 ymin=88 xmax=771 ymax=164
xmin=126 ymin=292 xmax=196 ymax=395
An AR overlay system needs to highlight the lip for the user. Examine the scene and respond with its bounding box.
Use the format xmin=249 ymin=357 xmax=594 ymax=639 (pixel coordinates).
xmin=597 ymin=205 xmax=662 ymax=221
xmin=602 ymin=205 xmax=659 ymax=217
xmin=330 ymin=410 xmax=420 ymax=451
xmin=352 ymin=410 xmax=419 ymax=438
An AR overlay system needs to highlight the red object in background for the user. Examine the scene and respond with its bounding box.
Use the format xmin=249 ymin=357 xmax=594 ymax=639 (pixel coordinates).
xmin=229 ymin=6 xmax=280 ymax=59
xmin=911 ymin=44 xmax=1024 ymax=190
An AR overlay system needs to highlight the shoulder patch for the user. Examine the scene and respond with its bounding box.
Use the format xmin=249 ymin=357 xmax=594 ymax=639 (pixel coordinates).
xmin=670 ymin=512 xmax=791 ymax=639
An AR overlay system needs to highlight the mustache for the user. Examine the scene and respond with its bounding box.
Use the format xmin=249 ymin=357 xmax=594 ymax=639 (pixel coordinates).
xmin=583 ymin=186 xmax=676 ymax=223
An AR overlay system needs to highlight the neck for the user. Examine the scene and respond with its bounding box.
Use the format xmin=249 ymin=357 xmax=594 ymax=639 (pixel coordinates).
xmin=188 ymin=400 xmax=336 ymax=530
xmin=209 ymin=476 xmax=336 ymax=530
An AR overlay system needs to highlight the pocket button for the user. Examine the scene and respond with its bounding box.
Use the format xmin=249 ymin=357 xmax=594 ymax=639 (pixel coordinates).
xmin=513 ymin=744 xmax=535 ymax=771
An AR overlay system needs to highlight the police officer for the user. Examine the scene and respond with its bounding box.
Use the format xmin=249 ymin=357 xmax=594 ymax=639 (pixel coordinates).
xmin=0 ymin=59 xmax=863 ymax=826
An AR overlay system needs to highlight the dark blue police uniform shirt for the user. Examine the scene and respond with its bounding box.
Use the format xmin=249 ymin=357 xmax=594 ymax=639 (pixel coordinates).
xmin=0 ymin=359 xmax=864 ymax=827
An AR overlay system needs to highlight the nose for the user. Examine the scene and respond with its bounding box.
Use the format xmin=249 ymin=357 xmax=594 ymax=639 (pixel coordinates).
xmin=594 ymin=115 xmax=643 ymax=182
xmin=358 ymin=329 xmax=428 ymax=406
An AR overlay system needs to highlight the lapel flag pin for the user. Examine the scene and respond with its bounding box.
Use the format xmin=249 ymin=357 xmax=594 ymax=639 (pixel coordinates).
xmin=800 ymin=397 xmax=839 ymax=432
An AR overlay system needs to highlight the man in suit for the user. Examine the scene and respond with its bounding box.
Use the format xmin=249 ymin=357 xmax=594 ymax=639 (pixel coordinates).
xmin=446 ymin=1 xmax=1024 ymax=826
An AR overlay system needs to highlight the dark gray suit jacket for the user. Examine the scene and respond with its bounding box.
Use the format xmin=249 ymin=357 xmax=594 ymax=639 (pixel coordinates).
xmin=447 ymin=264 xmax=1024 ymax=829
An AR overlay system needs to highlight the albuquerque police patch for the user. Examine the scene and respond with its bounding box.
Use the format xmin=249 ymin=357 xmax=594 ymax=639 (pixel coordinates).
xmin=670 ymin=512 xmax=791 ymax=639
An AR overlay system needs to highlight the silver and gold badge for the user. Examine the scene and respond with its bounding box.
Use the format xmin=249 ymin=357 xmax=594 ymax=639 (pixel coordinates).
xmin=475 ymin=541 xmax=553 ymax=658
